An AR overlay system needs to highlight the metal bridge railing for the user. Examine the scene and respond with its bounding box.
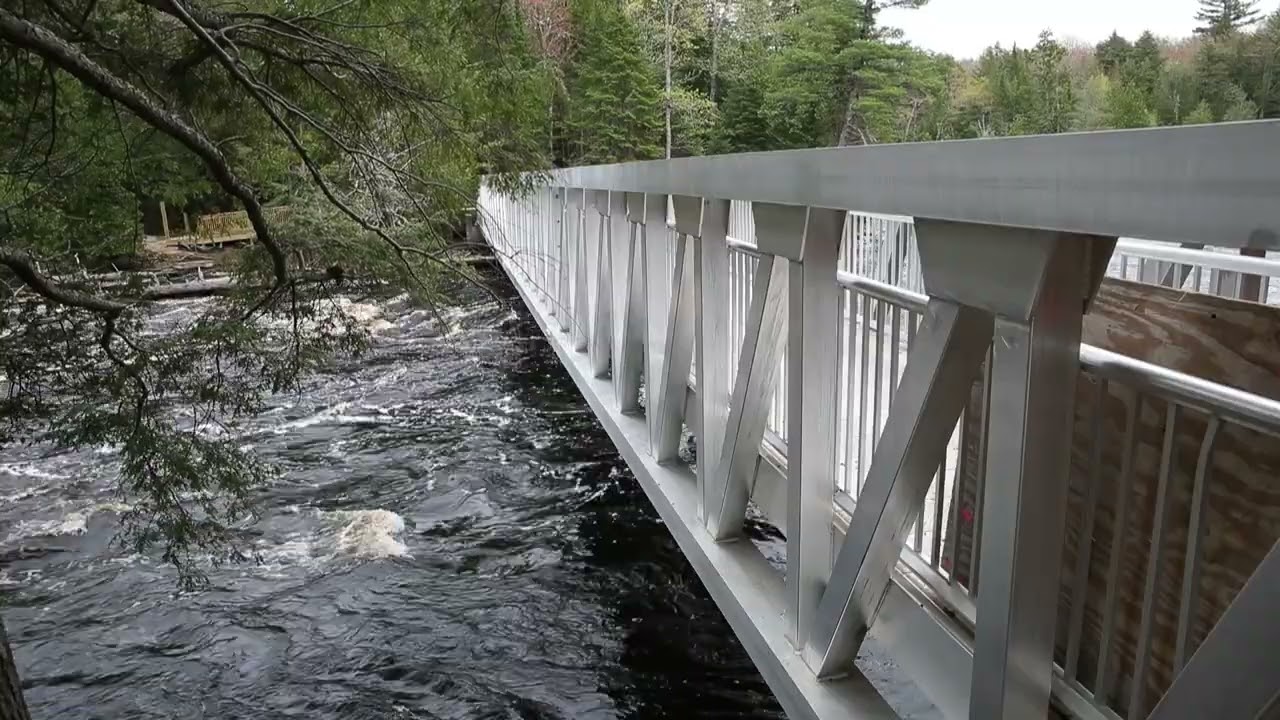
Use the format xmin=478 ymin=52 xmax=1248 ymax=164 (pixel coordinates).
xmin=477 ymin=120 xmax=1280 ymax=720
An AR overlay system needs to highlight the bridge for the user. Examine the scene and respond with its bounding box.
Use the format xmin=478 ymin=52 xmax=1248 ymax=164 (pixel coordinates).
xmin=476 ymin=122 xmax=1280 ymax=720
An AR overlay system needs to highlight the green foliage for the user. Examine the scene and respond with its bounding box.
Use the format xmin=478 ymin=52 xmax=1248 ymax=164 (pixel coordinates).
xmin=563 ymin=0 xmax=663 ymax=163
xmin=2 ymin=0 xmax=552 ymax=584
xmin=1222 ymin=82 xmax=1261 ymax=119
xmin=1195 ymin=0 xmax=1263 ymax=36
xmin=670 ymin=87 xmax=721 ymax=156
xmin=1185 ymin=99 xmax=1218 ymax=123
xmin=1095 ymin=32 xmax=1134 ymax=74
xmin=1105 ymin=81 xmax=1159 ymax=128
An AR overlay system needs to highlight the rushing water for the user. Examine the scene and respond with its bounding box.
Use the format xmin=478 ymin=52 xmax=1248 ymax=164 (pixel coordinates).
xmin=1 ymin=272 xmax=934 ymax=719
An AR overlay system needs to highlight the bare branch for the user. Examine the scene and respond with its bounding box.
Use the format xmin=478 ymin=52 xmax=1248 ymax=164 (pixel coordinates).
xmin=0 ymin=248 xmax=127 ymax=314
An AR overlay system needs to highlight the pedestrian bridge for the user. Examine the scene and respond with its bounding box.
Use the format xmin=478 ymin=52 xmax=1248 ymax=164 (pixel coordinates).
xmin=476 ymin=122 xmax=1280 ymax=720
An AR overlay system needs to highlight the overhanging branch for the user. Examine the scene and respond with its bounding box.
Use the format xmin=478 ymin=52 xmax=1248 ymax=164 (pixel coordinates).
xmin=0 ymin=7 xmax=290 ymax=287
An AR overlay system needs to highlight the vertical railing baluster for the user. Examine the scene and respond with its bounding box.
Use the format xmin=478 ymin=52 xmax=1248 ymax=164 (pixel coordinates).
xmin=1095 ymin=390 xmax=1143 ymax=702
xmin=856 ymin=293 xmax=872 ymax=494
xmin=871 ymin=299 xmax=886 ymax=459
xmin=1129 ymin=403 xmax=1181 ymax=719
xmin=1065 ymin=377 xmax=1107 ymax=682
xmin=1175 ymin=416 xmax=1221 ymax=671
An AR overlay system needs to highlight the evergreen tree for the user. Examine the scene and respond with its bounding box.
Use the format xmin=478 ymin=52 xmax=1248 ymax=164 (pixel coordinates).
xmin=1122 ymin=32 xmax=1166 ymax=102
xmin=717 ymin=74 xmax=774 ymax=151
xmin=1195 ymin=0 xmax=1262 ymax=37
xmin=564 ymin=1 xmax=664 ymax=163
xmin=1095 ymin=32 xmax=1134 ymax=74
xmin=1028 ymin=32 xmax=1077 ymax=133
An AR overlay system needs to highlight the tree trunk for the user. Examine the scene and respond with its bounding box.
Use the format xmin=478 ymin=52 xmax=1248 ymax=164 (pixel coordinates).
xmin=664 ymin=2 xmax=674 ymax=158
xmin=0 ymin=616 xmax=32 ymax=720
xmin=837 ymin=82 xmax=862 ymax=146
xmin=709 ymin=3 xmax=719 ymax=103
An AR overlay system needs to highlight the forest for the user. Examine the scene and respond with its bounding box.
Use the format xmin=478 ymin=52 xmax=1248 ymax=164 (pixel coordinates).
xmin=0 ymin=1 xmax=1277 ymax=714
xmin=538 ymin=0 xmax=1280 ymax=162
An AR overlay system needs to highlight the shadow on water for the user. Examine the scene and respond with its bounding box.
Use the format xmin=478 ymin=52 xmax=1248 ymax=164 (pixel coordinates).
xmin=495 ymin=308 xmax=784 ymax=719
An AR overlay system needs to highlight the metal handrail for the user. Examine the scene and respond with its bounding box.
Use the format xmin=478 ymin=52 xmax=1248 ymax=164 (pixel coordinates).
xmin=551 ymin=121 xmax=1280 ymax=250
xmin=834 ymin=270 xmax=1280 ymax=436
xmin=1115 ymin=239 xmax=1280 ymax=277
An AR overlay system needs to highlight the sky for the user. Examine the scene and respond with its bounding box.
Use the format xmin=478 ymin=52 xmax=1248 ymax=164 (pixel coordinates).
xmin=880 ymin=0 xmax=1277 ymax=59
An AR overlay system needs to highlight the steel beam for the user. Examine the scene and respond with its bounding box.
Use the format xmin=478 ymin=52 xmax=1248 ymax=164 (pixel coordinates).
xmin=643 ymin=193 xmax=671 ymax=445
xmin=706 ymin=251 xmax=788 ymax=540
xmin=612 ymin=192 xmax=643 ymax=411
xmin=589 ymin=190 xmax=612 ymax=378
xmin=570 ymin=189 xmax=589 ymax=352
xmin=555 ymin=188 xmax=572 ymax=333
xmin=963 ymin=232 xmax=1106 ymax=720
xmin=785 ymin=207 xmax=847 ymax=649
xmin=687 ymin=197 xmax=732 ymax=521
xmin=552 ymin=121 xmax=1280 ymax=250
xmin=1148 ymin=538 xmax=1280 ymax=720
xmin=803 ymin=298 xmax=992 ymax=678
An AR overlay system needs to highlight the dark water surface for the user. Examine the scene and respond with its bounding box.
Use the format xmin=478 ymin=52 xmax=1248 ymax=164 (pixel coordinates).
xmin=2 ymin=279 xmax=788 ymax=719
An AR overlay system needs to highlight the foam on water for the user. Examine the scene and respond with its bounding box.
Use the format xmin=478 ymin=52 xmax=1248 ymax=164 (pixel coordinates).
xmin=324 ymin=509 xmax=410 ymax=559
xmin=7 ymin=511 xmax=89 ymax=543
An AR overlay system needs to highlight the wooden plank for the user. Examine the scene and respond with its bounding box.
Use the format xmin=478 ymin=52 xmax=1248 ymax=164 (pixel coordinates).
xmin=947 ymin=278 xmax=1280 ymax=717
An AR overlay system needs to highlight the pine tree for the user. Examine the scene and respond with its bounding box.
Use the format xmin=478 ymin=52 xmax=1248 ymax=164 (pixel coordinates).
xmin=1028 ymin=32 xmax=1077 ymax=133
xmin=1195 ymin=0 xmax=1262 ymax=37
xmin=717 ymin=75 xmax=773 ymax=152
xmin=564 ymin=1 xmax=664 ymax=163
xmin=1095 ymin=32 xmax=1133 ymax=74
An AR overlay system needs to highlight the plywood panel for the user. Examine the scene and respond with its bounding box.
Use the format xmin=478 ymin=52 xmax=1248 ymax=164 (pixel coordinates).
xmin=946 ymin=278 xmax=1280 ymax=717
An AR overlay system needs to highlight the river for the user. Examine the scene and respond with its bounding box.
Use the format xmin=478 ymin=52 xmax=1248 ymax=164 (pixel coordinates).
xmin=1 ymin=272 xmax=935 ymax=719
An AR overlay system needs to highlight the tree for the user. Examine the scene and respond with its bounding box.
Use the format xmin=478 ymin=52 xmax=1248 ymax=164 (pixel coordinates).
xmin=1095 ymin=31 xmax=1134 ymax=74
xmin=1185 ymin=98 xmax=1218 ymax=122
xmin=519 ymin=0 xmax=574 ymax=157
xmin=564 ymin=0 xmax=663 ymax=162
xmin=1155 ymin=61 xmax=1201 ymax=124
xmin=1195 ymin=0 xmax=1263 ymax=37
xmin=1122 ymin=32 xmax=1166 ymax=100
xmin=1027 ymin=32 xmax=1077 ymax=133
xmin=834 ymin=0 xmax=931 ymax=145
xmin=1105 ymin=80 xmax=1159 ymax=127
xmin=1078 ymin=71 xmax=1114 ymax=129
xmin=1221 ymin=82 xmax=1261 ymax=118
xmin=1 ymin=1 xmax=550 ymax=714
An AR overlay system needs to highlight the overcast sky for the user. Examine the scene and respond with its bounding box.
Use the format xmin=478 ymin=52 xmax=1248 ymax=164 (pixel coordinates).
xmin=880 ymin=0 xmax=1278 ymax=59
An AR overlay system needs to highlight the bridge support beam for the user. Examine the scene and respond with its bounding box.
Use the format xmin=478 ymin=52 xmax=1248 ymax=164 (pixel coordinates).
xmin=1147 ymin=536 xmax=1280 ymax=720
xmin=569 ymin=189 xmax=589 ymax=352
xmin=642 ymin=193 xmax=672 ymax=447
xmin=589 ymin=190 xmax=612 ymax=377
xmin=705 ymin=248 xmax=788 ymax=540
xmin=804 ymin=297 xmax=993 ymax=678
xmin=804 ymin=219 xmax=1115 ymax=720
xmin=684 ymin=196 xmax=732 ymax=523
xmin=554 ymin=188 xmax=571 ymax=333
xmin=784 ymin=207 xmax=847 ymax=649
xmin=614 ymin=192 xmax=645 ymax=413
